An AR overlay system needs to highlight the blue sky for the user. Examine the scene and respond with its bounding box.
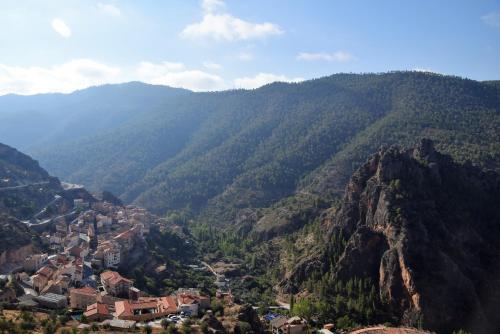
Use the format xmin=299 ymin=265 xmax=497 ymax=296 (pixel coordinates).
xmin=0 ymin=0 xmax=499 ymax=94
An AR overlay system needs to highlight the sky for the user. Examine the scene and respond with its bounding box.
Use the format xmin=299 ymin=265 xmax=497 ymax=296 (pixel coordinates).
xmin=0 ymin=0 xmax=499 ymax=95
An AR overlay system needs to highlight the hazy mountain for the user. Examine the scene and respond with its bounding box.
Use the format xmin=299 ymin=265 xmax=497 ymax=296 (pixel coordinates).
xmin=0 ymin=82 xmax=189 ymax=150
xmin=1 ymin=72 xmax=498 ymax=228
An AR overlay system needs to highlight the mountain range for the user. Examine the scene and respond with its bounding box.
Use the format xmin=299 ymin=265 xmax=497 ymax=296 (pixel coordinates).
xmin=0 ymin=70 xmax=499 ymax=333
xmin=0 ymin=72 xmax=497 ymax=231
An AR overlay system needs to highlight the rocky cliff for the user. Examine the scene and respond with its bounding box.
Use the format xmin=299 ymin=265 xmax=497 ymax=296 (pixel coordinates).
xmin=0 ymin=214 xmax=37 ymax=272
xmin=0 ymin=142 xmax=54 ymax=187
xmin=284 ymin=139 xmax=500 ymax=333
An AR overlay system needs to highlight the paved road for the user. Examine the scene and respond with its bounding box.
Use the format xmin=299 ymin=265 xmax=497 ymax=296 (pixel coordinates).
xmin=0 ymin=181 xmax=50 ymax=191
xmin=32 ymin=194 xmax=62 ymax=219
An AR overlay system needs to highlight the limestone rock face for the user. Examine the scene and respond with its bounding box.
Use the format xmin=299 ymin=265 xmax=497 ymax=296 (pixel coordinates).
xmin=286 ymin=139 xmax=500 ymax=333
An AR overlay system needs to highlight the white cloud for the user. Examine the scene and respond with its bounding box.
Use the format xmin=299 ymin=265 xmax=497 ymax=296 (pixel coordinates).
xmin=202 ymin=0 xmax=225 ymax=13
xmin=51 ymin=18 xmax=71 ymax=38
xmin=237 ymin=52 xmax=254 ymax=61
xmin=233 ymin=73 xmax=303 ymax=90
xmin=297 ymin=52 xmax=354 ymax=62
xmin=481 ymin=11 xmax=500 ymax=28
xmin=181 ymin=1 xmax=283 ymax=41
xmin=136 ymin=61 xmax=225 ymax=91
xmin=203 ymin=61 xmax=222 ymax=70
xmin=97 ymin=3 xmax=122 ymax=17
xmin=136 ymin=61 xmax=186 ymax=77
xmin=182 ymin=14 xmax=283 ymax=41
xmin=0 ymin=59 xmax=121 ymax=95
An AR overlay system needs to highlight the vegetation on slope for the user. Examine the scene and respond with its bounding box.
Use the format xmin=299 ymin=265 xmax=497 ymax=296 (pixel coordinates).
xmin=18 ymin=72 xmax=499 ymax=229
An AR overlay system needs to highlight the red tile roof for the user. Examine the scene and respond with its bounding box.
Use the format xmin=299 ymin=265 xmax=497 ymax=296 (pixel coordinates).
xmin=84 ymin=302 xmax=109 ymax=317
xmin=36 ymin=266 xmax=53 ymax=278
xmin=115 ymin=296 xmax=177 ymax=318
xmin=177 ymin=293 xmax=207 ymax=305
xmin=70 ymin=286 xmax=97 ymax=296
xmin=100 ymin=271 xmax=133 ymax=286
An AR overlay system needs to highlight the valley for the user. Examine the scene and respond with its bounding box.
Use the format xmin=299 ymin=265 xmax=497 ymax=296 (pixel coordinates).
xmin=0 ymin=72 xmax=499 ymax=334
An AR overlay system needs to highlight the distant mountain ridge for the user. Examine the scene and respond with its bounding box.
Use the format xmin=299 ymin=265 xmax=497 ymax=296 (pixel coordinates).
xmin=0 ymin=72 xmax=498 ymax=228
xmin=0 ymin=82 xmax=189 ymax=150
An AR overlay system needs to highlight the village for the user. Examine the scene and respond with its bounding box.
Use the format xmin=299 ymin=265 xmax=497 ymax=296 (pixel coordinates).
xmin=0 ymin=197 xmax=314 ymax=334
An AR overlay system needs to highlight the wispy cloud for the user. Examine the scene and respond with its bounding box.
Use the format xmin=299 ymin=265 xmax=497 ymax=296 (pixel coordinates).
xmin=137 ymin=61 xmax=186 ymax=75
xmin=97 ymin=3 xmax=122 ymax=17
xmin=0 ymin=59 xmax=120 ymax=95
xmin=234 ymin=73 xmax=303 ymax=89
xmin=51 ymin=18 xmax=71 ymax=38
xmin=203 ymin=61 xmax=222 ymax=70
xmin=136 ymin=61 xmax=226 ymax=91
xmin=297 ymin=52 xmax=355 ymax=62
xmin=202 ymin=0 xmax=225 ymax=13
xmin=481 ymin=11 xmax=500 ymax=28
xmin=0 ymin=59 xmax=229 ymax=95
xmin=237 ymin=52 xmax=254 ymax=61
xmin=181 ymin=0 xmax=283 ymax=41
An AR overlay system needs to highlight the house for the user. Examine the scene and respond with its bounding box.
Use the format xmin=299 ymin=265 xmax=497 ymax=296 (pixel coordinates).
xmin=128 ymin=286 xmax=145 ymax=300
xmin=115 ymin=296 xmax=177 ymax=321
xmin=83 ymin=302 xmax=112 ymax=322
xmin=113 ymin=229 xmax=135 ymax=251
xmin=41 ymin=276 xmax=70 ymax=295
xmin=96 ymin=214 xmax=112 ymax=230
xmin=23 ymin=253 xmax=48 ymax=273
xmin=100 ymin=271 xmax=133 ymax=298
xmin=67 ymin=246 xmax=88 ymax=259
xmin=35 ymin=293 xmax=68 ymax=309
xmin=271 ymin=316 xmax=307 ymax=334
xmin=97 ymin=291 xmax=125 ymax=308
xmin=74 ymin=199 xmax=89 ymax=210
xmin=176 ymin=288 xmax=210 ymax=316
xmin=102 ymin=244 xmax=121 ymax=268
xmin=70 ymin=286 xmax=98 ymax=309
xmin=101 ymin=319 xmax=136 ymax=331
xmin=32 ymin=265 xmax=55 ymax=292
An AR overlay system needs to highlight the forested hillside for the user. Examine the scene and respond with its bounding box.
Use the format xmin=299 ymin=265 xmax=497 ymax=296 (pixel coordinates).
xmin=1 ymin=72 xmax=498 ymax=228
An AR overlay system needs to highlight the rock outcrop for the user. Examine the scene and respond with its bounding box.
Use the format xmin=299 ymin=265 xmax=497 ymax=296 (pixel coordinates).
xmin=0 ymin=143 xmax=53 ymax=187
xmin=285 ymin=139 xmax=500 ymax=333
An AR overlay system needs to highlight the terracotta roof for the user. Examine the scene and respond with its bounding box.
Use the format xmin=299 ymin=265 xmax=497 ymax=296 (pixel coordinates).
xmin=69 ymin=246 xmax=83 ymax=255
xmin=71 ymin=286 xmax=97 ymax=296
xmin=115 ymin=296 xmax=177 ymax=317
xmin=115 ymin=300 xmax=131 ymax=317
xmin=177 ymin=292 xmax=208 ymax=305
xmin=36 ymin=266 xmax=53 ymax=278
xmin=84 ymin=302 xmax=109 ymax=317
xmin=158 ymin=296 xmax=178 ymax=313
xmin=101 ymin=271 xmax=133 ymax=285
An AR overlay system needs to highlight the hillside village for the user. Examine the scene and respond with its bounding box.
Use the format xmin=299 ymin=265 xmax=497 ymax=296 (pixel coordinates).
xmin=0 ymin=196 xmax=316 ymax=333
